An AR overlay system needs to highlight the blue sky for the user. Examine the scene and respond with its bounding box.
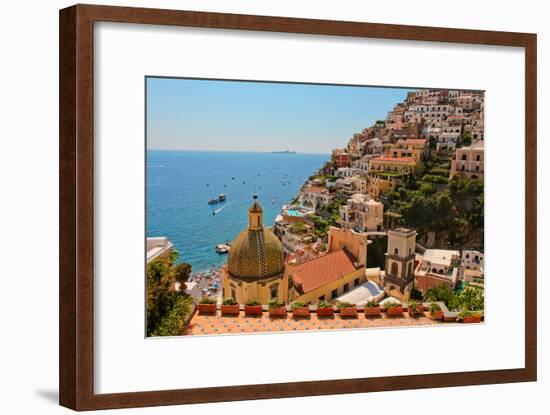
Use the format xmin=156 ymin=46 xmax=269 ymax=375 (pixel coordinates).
xmin=146 ymin=77 xmax=412 ymax=154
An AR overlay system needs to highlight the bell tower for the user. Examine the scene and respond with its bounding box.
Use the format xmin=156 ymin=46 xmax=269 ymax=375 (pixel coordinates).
xmin=384 ymin=227 xmax=416 ymax=299
xmin=248 ymin=194 xmax=263 ymax=230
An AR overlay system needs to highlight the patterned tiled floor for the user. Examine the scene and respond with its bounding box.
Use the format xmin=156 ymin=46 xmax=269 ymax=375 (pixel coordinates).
xmin=184 ymin=311 xmax=450 ymax=336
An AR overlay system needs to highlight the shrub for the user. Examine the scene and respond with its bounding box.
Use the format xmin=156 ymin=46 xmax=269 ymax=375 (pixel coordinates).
xmin=245 ymin=299 xmax=261 ymax=306
xmin=317 ymin=300 xmax=332 ymax=309
xmin=290 ymin=222 xmax=308 ymax=234
xmin=291 ymin=301 xmax=308 ymax=309
xmin=458 ymin=309 xmax=481 ymax=319
xmin=268 ymin=298 xmax=285 ymax=308
xmin=429 ymin=302 xmax=441 ymax=313
xmin=222 ymin=298 xmax=237 ymax=305
xmin=200 ymin=296 xmax=216 ymax=304
xmin=365 ymin=300 xmax=378 ymax=308
xmin=422 ymin=174 xmax=448 ymax=184
xmin=408 ymin=300 xmax=422 ymax=315
xmin=424 ymin=284 xmax=455 ymax=306
xmin=149 ymin=295 xmax=193 ymax=337
xmin=336 ymin=301 xmax=355 ymax=309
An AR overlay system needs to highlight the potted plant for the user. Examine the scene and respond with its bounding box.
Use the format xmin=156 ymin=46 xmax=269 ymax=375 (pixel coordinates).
xmin=458 ymin=309 xmax=482 ymax=324
xmin=198 ymin=296 xmax=217 ymax=314
xmin=316 ymin=300 xmax=334 ymax=317
xmin=268 ymin=298 xmax=287 ymax=318
xmin=220 ymin=298 xmax=240 ymax=316
xmin=429 ymin=302 xmax=443 ymax=320
xmin=244 ymin=299 xmax=263 ymax=316
xmin=291 ymin=301 xmax=310 ymax=318
xmin=407 ymin=300 xmax=424 ymax=317
xmin=337 ymin=301 xmax=357 ymax=318
xmin=382 ymin=300 xmax=404 ymax=316
xmin=364 ymin=300 xmax=381 ymax=317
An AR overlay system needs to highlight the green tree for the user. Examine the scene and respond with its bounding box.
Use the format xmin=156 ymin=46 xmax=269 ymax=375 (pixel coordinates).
xmin=147 ymin=256 xmax=193 ymax=336
xmin=460 ymin=131 xmax=472 ymax=147
xmin=174 ymin=262 xmax=192 ymax=287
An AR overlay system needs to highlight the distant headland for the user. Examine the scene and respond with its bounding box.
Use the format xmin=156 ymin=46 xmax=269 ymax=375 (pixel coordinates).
xmin=271 ymin=150 xmax=297 ymax=154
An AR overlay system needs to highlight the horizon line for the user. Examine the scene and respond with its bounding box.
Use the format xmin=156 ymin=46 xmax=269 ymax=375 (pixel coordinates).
xmin=146 ymin=148 xmax=331 ymax=156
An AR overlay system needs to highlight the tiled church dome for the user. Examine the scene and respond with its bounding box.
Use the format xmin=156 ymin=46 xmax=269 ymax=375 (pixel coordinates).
xmin=227 ymin=197 xmax=285 ymax=280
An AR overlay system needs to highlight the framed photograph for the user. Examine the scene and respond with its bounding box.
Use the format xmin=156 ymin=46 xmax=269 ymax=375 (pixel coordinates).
xmin=59 ymin=4 xmax=537 ymax=411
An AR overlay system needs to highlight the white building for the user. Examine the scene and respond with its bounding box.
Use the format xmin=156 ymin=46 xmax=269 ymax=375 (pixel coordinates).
xmin=414 ymin=249 xmax=461 ymax=291
xmin=299 ymin=185 xmax=334 ymax=212
xmin=462 ymin=249 xmax=484 ymax=271
xmin=339 ymin=193 xmax=384 ymax=232
xmin=146 ymin=237 xmax=174 ymax=263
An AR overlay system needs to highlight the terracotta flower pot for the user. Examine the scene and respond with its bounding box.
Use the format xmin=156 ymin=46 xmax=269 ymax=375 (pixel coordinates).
xmin=317 ymin=307 xmax=334 ymax=317
xmin=221 ymin=304 xmax=240 ymax=316
xmin=198 ymin=303 xmax=217 ymax=314
xmin=386 ymin=306 xmax=404 ymax=316
xmin=269 ymin=306 xmax=287 ymax=318
xmin=244 ymin=305 xmax=263 ymax=316
xmin=339 ymin=307 xmax=358 ymax=317
xmin=430 ymin=310 xmax=443 ymax=321
xmin=462 ymin=315 xmax=481 ymax=324
xmin=292 ymin=307 xmax=310 ymax=318
xmin=364 ymin=306 xmax=381 ymax=317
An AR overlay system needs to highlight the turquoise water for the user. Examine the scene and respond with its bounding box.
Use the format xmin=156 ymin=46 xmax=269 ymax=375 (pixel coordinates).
xmin=286 ymin=209 xmax=305 ymax=217
xmin=146 ymin=150 xmax=328 ymax=272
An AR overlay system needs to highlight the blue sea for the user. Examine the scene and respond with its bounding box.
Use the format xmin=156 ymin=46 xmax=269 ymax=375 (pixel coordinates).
xmin=146 ymin=150 xmax=329 ymax=272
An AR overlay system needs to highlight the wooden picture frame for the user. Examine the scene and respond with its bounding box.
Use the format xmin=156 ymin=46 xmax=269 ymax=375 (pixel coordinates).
xmin=59 ymin=4 xmax=537 ymax=411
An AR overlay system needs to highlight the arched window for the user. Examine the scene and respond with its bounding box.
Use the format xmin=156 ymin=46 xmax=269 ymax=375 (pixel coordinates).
xmin=391 ymin=262 xmax=399 ymax=276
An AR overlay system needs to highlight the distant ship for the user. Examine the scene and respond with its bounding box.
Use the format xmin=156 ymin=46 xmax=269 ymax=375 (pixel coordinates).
xmin=208 ymin=194 xmax=226 ymax=205
xmin=215 ymin=243 xmax=230 ymax=254
xmin=272 ymin=150 xmax=297 ymax=154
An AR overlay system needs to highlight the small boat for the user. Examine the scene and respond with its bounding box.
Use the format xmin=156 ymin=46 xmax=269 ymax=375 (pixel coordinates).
xmin=232 ymin=177 xmax=235 ymax=180
xmin=208 ymin=198 xmax=218 ymax=205
xmin=216 ymin=244 xmax=230 ymax=254
xmin=218 ymin=193 xmax=226 ymax=202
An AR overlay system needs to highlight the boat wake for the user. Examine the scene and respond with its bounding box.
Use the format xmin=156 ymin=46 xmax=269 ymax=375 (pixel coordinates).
xmin=213 ymin=203 xmax=231 ymax=215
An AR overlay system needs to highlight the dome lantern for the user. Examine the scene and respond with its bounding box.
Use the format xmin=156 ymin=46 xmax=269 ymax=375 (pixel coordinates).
xmin=248 ymin=194 xmax=263 ymax=230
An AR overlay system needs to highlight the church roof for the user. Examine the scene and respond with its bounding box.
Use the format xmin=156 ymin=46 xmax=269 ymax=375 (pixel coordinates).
xmin=227 ymin=196 xmax=284 ymax=280
xmin=228 ymin=228 xmax=284 ymax=280
xmin=290 ymin=248 xmax=359 ymax=293
xmin=249 ymin=201 xmax=263 ymax=213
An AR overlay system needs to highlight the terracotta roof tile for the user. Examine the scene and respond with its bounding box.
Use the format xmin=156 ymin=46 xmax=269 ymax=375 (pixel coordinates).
xmin=291 ymin=249 xmax=358 ymax=293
